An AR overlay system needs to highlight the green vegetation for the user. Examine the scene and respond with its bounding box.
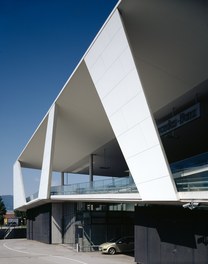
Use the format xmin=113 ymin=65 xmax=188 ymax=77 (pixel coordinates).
xmin=0 ymin=196 xmax=7 ymax=225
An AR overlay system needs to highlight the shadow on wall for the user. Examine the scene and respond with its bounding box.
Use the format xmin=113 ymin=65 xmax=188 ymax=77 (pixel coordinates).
xmin=136 ymin=205 xmax=208 ymax=248
xmin=135 ymin=204 xmax=208 ymax=264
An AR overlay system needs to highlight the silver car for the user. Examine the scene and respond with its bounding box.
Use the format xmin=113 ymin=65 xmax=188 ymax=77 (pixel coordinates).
xmin=99 ymin=236 xmax=134 ymax=255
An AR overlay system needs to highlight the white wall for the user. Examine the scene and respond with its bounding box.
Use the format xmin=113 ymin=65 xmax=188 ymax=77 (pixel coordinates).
xmin=85 ymin=9 xmax=178 ymax=201
xmin=39 ymin=104 xmax=57 ymax=199
xmin=13 ymin=161 xmax=26 ymax=209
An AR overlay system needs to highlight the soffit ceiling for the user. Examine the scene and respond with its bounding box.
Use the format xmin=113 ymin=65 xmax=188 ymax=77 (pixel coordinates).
xmin=19 ymin=61 xmax=126 ymax=175
xmin=119 ymin=0 xmax=208 ymax=119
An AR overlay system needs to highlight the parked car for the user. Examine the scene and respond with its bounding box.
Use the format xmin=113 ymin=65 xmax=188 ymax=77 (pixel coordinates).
xmin=99 ymin=236 xmax=134 ymax=255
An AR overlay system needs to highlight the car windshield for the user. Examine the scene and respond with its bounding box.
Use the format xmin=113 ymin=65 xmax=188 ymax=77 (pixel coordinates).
xmin=109 ymin=237 xmax=121 ymax=243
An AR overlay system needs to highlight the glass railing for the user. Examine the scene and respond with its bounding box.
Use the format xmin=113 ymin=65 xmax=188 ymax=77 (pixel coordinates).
xmin=171 ymin=152 xmax=208 ymax=192
xmin=26 ymin=191 xmax=39 ymax=202
xmin=25 ymin=177 xmax=138 ymax=203
xmin=25 ymin=152 xmax=208 ymax=202
xmin=50 ymin=177 xmax=138 ymax=196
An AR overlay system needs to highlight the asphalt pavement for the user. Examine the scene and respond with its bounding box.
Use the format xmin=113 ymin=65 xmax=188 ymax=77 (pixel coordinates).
xmin=0 ymin=239 xmax=135 ymax=264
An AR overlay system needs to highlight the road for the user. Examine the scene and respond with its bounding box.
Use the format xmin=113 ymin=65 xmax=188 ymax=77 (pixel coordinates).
xmin=0 ymin=239 xmax=135 ymax=264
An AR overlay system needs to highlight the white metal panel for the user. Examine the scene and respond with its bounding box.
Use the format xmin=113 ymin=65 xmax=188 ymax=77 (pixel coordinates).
xmin=122 ymin=92 xmax=150 ymax=131
xmin=101 ymin=28 xmax=127 ymax=69
xmin=109 ymin=90 xmax=150 ymax=137
xmin=102 ymin=71 xmax=140 ymax=116
xmin=39 ymin=104 xmax=57 ymax=199
xmin=118 ymin=124 xmax=148 ymax=158
xmin=86 ymin=10 xmax=122 ymax=69
xmin=13 ymin=161 xmax=26 ymax=209
xmin=140 ymin=118 xmax=159 ymax=148
xmin=94 ymin=49 xmax=135 ymax=99
xmin=51 ymin=192 xmax=141 ymax=202
xmin=85 ymin=9 xmax=178 ymax=201
xmin=127 ymin=145 xmax=170 ymax=184
xmin=138 ymin=176 xmax=178 ymax=201
xmin=110 ymin=111 xmax=128 ymax=136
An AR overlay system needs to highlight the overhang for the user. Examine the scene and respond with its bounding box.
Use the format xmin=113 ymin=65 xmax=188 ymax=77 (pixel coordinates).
xmin=18 ymin=61 xmax=123 ymax=174
xmin=119 ymin=0 xmax=208 ymax=119
xmin=18 ymin=0 xmax=208 ymax=176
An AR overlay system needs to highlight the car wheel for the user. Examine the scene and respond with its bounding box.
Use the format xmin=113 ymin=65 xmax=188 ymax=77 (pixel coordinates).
xmin=108 ymin=247 xmax=116 ymax=255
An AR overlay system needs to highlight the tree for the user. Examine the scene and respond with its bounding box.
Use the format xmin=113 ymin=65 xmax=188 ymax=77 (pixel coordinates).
xmin=14 ymin=210 xmax=27 ymax=225
xmin=0 ymin=196 xmax=7 ymax=225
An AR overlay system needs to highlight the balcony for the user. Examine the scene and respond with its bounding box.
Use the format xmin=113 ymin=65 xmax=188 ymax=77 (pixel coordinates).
xmin=26 ymin=177 xmax=138 ymax=202
xmin=50 ymin=177 xmax=138 ymax=196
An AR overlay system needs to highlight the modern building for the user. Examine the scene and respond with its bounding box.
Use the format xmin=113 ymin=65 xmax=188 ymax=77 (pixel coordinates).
xmin=13 ymin=0 xmax=208 ymax=263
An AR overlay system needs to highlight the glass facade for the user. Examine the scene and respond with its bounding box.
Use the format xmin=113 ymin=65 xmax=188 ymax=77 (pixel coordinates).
xmin=171 ymin=152 xmax=208 ymax=192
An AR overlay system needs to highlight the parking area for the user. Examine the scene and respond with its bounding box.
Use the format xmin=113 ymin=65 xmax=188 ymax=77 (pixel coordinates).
xmin=0 ymin=239 xmax=135 ymax=264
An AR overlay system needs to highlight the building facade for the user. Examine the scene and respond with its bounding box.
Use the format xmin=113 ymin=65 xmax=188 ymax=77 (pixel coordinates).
xmin=14 ymin=0 xmax=208 ymax=263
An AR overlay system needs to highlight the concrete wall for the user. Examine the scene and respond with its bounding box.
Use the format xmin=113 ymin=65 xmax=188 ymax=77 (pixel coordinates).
xmin=27 ymin=201 xmax=135 ymax=250
xmin=135 ymin=205 xmax=208 ymax=264
xmin=51 ymin=202 xmax=77 ymax=245
xmin=63 ymin=203 xmax=77 ymax=245
xmin=51 ymin=203 xmax=63 ymax=244
xmin=27 ymin=204 xmax=51 ymax=244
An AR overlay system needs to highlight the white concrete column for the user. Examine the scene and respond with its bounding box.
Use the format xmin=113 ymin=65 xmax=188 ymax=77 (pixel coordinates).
xmin=39 ymin=104 xmax=57 ymax=199
xmin=13 ymin=160 xmax=26 ymax=209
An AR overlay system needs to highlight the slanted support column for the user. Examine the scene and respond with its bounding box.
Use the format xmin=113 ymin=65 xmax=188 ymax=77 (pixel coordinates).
xmin=13 ymin=160 xmax=26 ymax=209
xmin=85 ymin=10 xmax=178 ymax=201
xmin=39 ymin=104 xmax=57 ymax=199
xmin=89 ymin=154 xmax=94 ymax=187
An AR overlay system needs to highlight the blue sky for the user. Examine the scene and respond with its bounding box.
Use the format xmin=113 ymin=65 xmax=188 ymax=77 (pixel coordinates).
xmin=0 ymin=0 xmax=118 ymax=196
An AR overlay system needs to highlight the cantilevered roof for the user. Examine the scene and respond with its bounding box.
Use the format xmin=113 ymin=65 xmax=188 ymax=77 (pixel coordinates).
xmin=18 ymin=0 xmax=208 ymax=177
xmin=119 ymin=0 xmax=208 ymax=118
xmin=18 ymin=61 xmax=121 ymax=173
